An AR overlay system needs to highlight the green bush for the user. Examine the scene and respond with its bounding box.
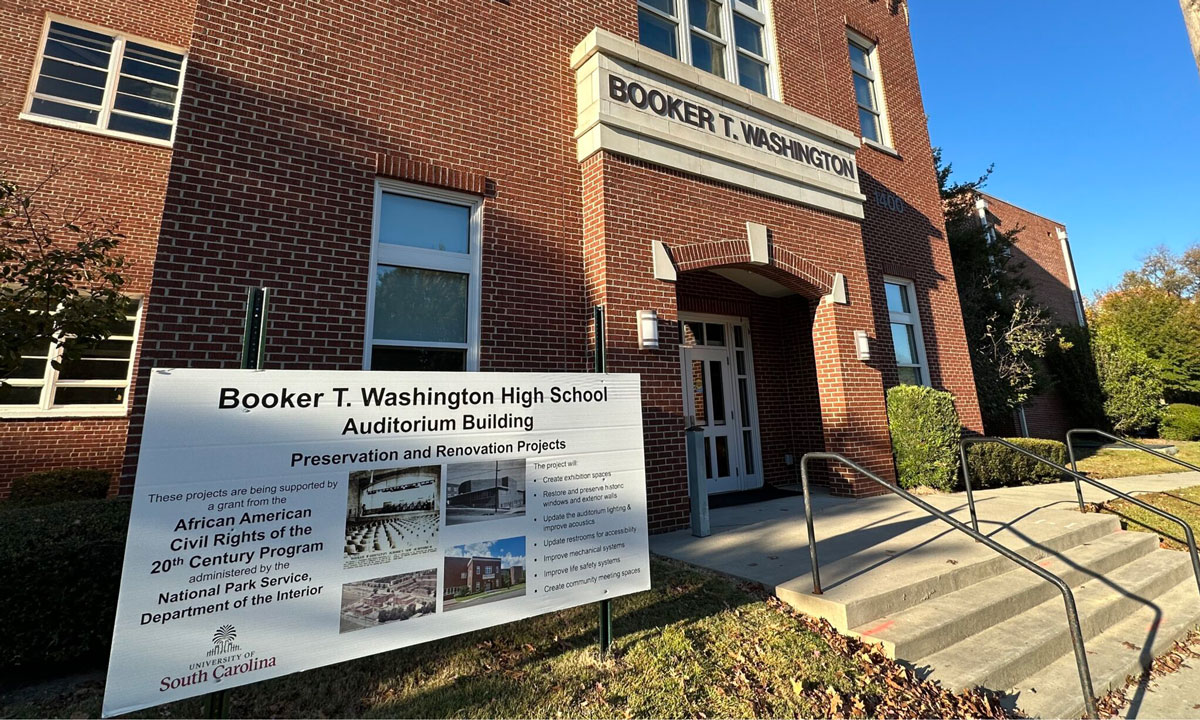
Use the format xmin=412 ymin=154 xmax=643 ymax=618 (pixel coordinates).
xmin=1091 ymin=322 xmax=1164 ymax=435
xmin=964 ymin=438 xmax=1068 ymax=488
xmin=1160 ymin=403 xmax=1200 ymax=441
xmin=0 ymin=498 xmax=130 ymax=670
xmin=8 ymin=467 xmax=111 ymax=506
xmin=887 ymin=385 xmax=962 ymax=492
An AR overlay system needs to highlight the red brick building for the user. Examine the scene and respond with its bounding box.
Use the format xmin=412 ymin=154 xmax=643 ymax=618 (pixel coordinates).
xmin=6 ymin=0 xmax=984 ymax=532
xmin=0 ymin=0 xmax=196 ymax=496
xmin=976 ymin=194 xmax=1086 ymax=440
xmin=443 ymin=556 xmax=505 ymax=597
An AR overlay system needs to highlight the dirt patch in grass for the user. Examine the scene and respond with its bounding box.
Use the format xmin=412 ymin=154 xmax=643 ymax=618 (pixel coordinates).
xmin=1099 ymin=485 xmax=1200 ymax=550
xmin=1074 ymin=441 xmax=1200 ymax=481
xmin=0 ymin=558 xmax=1015 ymax=719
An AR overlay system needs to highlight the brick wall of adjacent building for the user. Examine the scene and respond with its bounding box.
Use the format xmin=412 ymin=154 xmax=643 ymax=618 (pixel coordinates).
xmin=981 ymin=193 xmax=1082 ymax=441
xmin=0 ymin=0 xmax=196 ymax=496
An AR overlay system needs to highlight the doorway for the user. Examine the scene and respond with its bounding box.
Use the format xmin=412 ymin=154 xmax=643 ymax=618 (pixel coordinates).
xmin=679 ymin=313 xmax=763 ymax=495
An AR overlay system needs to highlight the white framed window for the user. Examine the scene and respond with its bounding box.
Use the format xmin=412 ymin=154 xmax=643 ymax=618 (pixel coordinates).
xmin=883 ymin=278 xmax=929 ymax=387
xmin=847 ymin=30 xmax=892 ymax=148
xmin=1 ymin=299 xmax=142 ymax=416
xmin=365 ymin=181 xmax=483 ymax=372
xmin=637 ymin=0 xmax=777 ymax=97
xmin=21 ymin=15 xmax=187 ymax=147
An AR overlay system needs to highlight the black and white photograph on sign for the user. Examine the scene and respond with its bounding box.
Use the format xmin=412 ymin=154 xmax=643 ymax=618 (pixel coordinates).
xmin=444 ymin=459 xmax=526 ymax=525
xmin=344 ymin=466 xmax=440 ymax=569
xmin=339 ymin=569 xmax=438 ymax=633
xmin=442 ymin=536 xmax=526 ymax=612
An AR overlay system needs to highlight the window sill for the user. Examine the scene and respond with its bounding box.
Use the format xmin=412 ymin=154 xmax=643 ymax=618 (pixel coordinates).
xmin=862 ymin=137 xmax=902 ymax=159
xmin=1 ymin=407 xmax=130 ymax=421
xmin=19 ymin=112 xmax=174 ymax=149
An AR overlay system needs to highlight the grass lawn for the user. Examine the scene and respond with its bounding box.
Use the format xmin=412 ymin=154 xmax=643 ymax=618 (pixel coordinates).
xmin=1072 ymin=440 xmax=1200 ymax=480
xmin=1101 ymin=485 xmax=1200 ymax=551
xmin=1 ymin=559 xmax=1010 ymax=719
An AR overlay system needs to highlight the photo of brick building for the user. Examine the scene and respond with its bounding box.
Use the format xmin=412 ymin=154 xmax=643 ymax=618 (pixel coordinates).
xmin=3 ymin=0 xmax=985 ymax=534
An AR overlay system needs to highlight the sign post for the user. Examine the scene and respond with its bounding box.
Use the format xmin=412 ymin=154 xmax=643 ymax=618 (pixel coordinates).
xmin=102 ymin=370 xmax=650 ymax=717
xmin=593 ymin=305 xmax=613 ymax=659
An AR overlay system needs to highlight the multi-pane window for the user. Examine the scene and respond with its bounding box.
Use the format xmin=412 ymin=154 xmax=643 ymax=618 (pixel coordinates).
xmin=367 ymin=183 xmax=481 ymax=372
xmin=848 ymin=32 xmax=890 ymax=146
xmin=884 ymin=279 xmax=928 ymax=386
xmin=24 ymin=18 xmax=186 ymax=145
xmin=637 ymin=0 xmax=775 ymax=96
xmin=1 ymin=300 xmax=141 ymax=414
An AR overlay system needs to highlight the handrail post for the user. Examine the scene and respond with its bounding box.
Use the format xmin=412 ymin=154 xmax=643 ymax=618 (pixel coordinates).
xmin=958 ymin=443 xmax=981 ymax=536
xmin=1065 ymin=430 xmax=1087 ymax=512
xmin=799 ymin=455 xmax=822 ymax=595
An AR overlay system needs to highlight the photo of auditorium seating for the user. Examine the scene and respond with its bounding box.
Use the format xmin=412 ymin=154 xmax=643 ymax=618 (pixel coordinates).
xmin=339 ymin=569 xmax=438 ymax=633
xmin=445 ymin=459 xmax=526 ymax=526
xmin=344 ymin=466 xmax=440 ymax=568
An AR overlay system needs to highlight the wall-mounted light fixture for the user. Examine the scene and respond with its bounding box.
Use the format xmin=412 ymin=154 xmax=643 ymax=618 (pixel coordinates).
xmin=638 ymin=310 xmax=659 ymax=349
xmin=854 ymin=330 xmax=871 ymax=361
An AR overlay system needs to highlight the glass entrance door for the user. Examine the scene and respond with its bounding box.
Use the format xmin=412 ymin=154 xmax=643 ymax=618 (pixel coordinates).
xmin=679 ymin=315 xmax=763 ymax=494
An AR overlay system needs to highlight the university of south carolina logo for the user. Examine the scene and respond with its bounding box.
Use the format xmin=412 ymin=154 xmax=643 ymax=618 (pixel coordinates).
xmin=208 ymin=624 xmax=241 ymax=657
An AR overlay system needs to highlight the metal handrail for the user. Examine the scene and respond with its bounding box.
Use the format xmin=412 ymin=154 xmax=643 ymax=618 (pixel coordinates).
xmin=962 ymin=436 xmax=1200 ymax=601
xmin=800 ymin=452 xmax=1098 ymax=718
xmin=1066 ymin=429 xmax=1200 ymax=509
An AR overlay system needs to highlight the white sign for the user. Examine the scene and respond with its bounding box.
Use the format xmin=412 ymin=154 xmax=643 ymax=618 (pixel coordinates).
xmin=102 ymin=370 xmax=650 ymax=717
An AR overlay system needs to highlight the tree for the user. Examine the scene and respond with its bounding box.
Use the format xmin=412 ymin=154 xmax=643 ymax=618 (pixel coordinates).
xmin=935 ymin=149 xmax=1061 ymax=428
xmin=0 ymin=171 xmax=129 ymax=383
xmin=1090 ymin=319 xmax=1165 ymax=435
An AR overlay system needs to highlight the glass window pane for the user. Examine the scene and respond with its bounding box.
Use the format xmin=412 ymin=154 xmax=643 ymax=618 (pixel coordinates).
xmin=735 ymin=349 xmax=745 ymax=375
xmin=58 ymin=358 xmax=130 ymax=381
xmin=36 ymin=75 xmax=105 ymax=106
xmin=30 ymin=98 xmax=99 ymax=124
xmin=897 ymin=366 xmax=922 ymax=386
xmin=891 ymin=323 xmax=918 ymax=366
xmin=708 ymin=360 xmax=726 ymax=425
xmin=371 ymin=346 xmax=466 ymax=372
xmin=115 ymin=75 xmax=178 ymax=104
xmin=53 ymin=386 xmax=125 ymax=405
xmin=849 ymin=42 xmax=870 ymax=71
xmin=715 ymin=436 xmax=731 ymax=477
xmin=705 ymin=436 xmax=714 ymax=479
xmin=705 ymin=323 xmax=725 ymax=346
xmin=373 ymin=265 xmax=468 ymax=343
xmin=737 ymin=54 xmax=768 ymax=94
xmin=853 ymin=73 xmax=876 ymax=110
xmin=39 ymin=57 xmax=108 ymax=88
xmin=68 ymin=338 xmax=135 ymax=359
xmin=885 ymin=282 xmax=910 ymax=314
xmin=690 ymin=33 xmax=724 ymax=77
xmin=743 ymin=430 xmax=755 ymax=474
xmin=733 ymin=15 xmax=763 ymax=56
xmin=738 ymin=377 xmax=750 ymax=421
xmin=641 ymin=0 xmax=674 ymax=14
xmin=123 ymin=42 xmax=184 ymax=69
xmin=738 ymin=0 xmax=759 ymax=8
xmin=639 ymin=9 xmax=679 ymax=59
xmin=49 ymin=22 xmax=116 ymax=53
xmin=683 ymin=321 xmax=704 ymax=346
xmin=120 ymin=56 xmax=181 ymax=86
xmin=733 ymin=325 xmax=744 ymax=348
xmin=688 ymin=0 xmax=723 ymax=36
xmin=690 ymin=359 xmax=708 ymax=425
xmin=11 ymin=356 xmax=49 ymax=380
xmin=378 ymin=193 xmax=470 ymax=254
xmin=0 ymin=385 xmax=43 ymax=405
xmin=858 ymin=107 xmax=880 ymax=142
xmin=43 ymin=38 xmax=111 ymax=69
xmin=113 ymin=93 xmax=175 ymax=120
xmin=107 ymin=112 xmax=173 ymax=140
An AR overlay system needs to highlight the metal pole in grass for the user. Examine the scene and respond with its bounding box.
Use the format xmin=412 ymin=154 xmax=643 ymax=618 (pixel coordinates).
xmin=593 ymin=306 xmax=614 ymax=658
xmin=205 ymin=287 xmax=270 ymax=718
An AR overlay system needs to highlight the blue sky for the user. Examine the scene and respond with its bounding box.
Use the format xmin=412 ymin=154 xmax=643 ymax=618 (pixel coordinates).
xmin=909 ymin=2 xmax=1199 ymax=297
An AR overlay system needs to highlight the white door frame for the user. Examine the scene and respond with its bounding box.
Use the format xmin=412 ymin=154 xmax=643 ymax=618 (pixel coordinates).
xmin=678 ymin=312 xmax=764 ymax=494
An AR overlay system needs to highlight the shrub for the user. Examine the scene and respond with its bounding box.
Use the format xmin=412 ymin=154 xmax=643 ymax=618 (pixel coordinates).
xmin=887 ymin=385 xmax=962 ymax=492
xmin=1160 ymin=403 xmax=1200 ymax=441
xmin=964 ymin=438 xmax=1068 ymax=488
xmin=1091 ymin=322 xmax=1164 ymax=435
xmin=0 ymin=498 xmax=130 ymax=670
xmin=7 ymin=467 xmax=111 ymax=506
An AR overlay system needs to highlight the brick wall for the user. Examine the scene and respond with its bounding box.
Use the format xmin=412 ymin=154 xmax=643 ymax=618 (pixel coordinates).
xmin=0 ymin=0 xmax=196 ymax=496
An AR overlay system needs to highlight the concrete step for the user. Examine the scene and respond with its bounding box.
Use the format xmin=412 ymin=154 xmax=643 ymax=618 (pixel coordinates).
xmin=779 ymin=511 xmax=1121 ymax=631
xmin=852 ymin=531 xmax=1160 ymax=659
xmin=1012 ymin=578 xmax=1200 ymax=719
xmin=920 ymin=548 xmax=1196 ymax=694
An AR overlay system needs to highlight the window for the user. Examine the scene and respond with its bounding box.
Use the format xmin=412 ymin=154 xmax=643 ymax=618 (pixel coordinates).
xmin=637 ymin=0 xmax=776 ymax=96
xmin=848 ymin=32 xmax=890 ymax=147
xmin=1 ymin=300 xmax=141 ymax=415
xmin=23 ymin=17 xmax=186 ymax=146
xmin=366 ymin=182 xmax=482 ymax=372
xmin=884 ymin=279 xmax=928 ymax=386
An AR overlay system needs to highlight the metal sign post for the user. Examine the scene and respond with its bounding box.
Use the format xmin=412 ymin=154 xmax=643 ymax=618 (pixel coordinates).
xmin=593 ymin=305 xmax=614 ymax=658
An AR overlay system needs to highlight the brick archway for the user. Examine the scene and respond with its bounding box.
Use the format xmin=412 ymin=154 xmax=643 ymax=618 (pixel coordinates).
xmin=665 ymin=235 xmax=837 ymax=300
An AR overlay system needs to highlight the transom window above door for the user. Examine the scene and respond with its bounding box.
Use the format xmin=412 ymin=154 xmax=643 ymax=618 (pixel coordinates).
xmin=637 ymin=0 xmax=776 ymax=96
xmin=367 ymin=182 xmax=482 ymax=372
xmin=680 ymin=320 xmax=730 ymax=347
